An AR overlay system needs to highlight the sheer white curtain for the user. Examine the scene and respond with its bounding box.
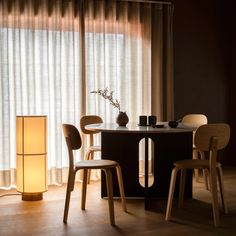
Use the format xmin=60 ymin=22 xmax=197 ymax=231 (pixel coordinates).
xmin=0 ymin=0 xmax=83 ymax=187
xmin=84 ymin=1 xmax=151 ymax=122
xmin=0 ymin=0 xmax=174 ymax=188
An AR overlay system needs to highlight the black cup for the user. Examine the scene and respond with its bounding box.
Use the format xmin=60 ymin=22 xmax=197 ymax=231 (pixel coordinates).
xmin=139 ymin=116 xmax=147 ymax=126
xmin=168 ymin=120 xmax=179 ymax=128
xmin=148 ymin=115 xmax=157 ymax=126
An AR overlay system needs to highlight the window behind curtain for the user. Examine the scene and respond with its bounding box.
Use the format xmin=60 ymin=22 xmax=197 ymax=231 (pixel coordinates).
xmin=0 ymin=0 xmax=173 ymax=187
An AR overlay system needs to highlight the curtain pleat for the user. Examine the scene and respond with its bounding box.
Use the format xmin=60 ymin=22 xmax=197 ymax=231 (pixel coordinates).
xmin=0 ymin=0 xmax=174 ymax=188
xmin=151 ymin=4 xmax=174 ymax=121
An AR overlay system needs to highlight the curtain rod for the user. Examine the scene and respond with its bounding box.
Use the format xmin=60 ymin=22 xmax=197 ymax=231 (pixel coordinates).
xmin=118 ymin=0 xmax=172 ymax=5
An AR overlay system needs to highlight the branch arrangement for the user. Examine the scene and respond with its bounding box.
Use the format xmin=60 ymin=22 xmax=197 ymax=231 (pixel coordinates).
xmin=91 ymin=88 xmax=121 ymax=112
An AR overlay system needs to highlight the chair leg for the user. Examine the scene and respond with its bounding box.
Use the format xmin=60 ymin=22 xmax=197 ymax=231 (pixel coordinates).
xmin=165 ymin=167 xmax=179 ymax=221
xmin=104 ymin=169 xmax=115 ymax=226
xmin=87 ymin=151 xmax=94 ymax=184
xmin=115 ymin=165 xmax=127 ymax=212
xmin=81 ymin=169 xmax=88 ymax=210
xmin=63 ymin=173 xmax=75 ymax=223
xmin=203 ymin=169 xmax=209 ymax=190
xmin=85 ymin=150 xmax=91 ymax=160
xmin=193 ymin=150 xmax=199 ymax=182
xmin=85 ymin=151 xmax=92 ymax=184
xmin=209 ymin=168 xmax=220 ymax=227
xmin=194 ymin=169 xmax=199 ymax=182
xmin=178 ymin=168 xmax=186 ymax=209
xmin=217 ymin=166 xmax=228 ymax=214
xmin=199 ymin=151 xmax=209 ymax=190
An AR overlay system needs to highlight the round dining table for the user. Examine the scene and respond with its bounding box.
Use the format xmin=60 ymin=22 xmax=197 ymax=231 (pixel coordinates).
xmin=86 ymin=122 xmax=195 ymax=210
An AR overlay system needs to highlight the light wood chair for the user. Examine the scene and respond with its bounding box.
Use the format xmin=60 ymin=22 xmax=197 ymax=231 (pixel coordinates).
xmin=80 ymin=115 xmax=103 ymax=183
xmin=165 ymin=123 xmax=230 ymax=227
xmin=182 ymin=114 xmax=208 ymax=187
xmin=62 ymin=124 xmax=127 ymax=226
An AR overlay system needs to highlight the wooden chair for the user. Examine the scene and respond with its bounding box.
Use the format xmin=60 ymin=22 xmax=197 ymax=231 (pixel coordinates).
xmin=165 ymin=123 xmax=230 ymax=227
xmin=182 ymin=114 xmax=208 ymax=187
xmin=62 ymin=124 xmax=127 ymax=226
xmin=80 ymin=115 xmax=103 ymax=183
xmin=182 ymin=114 xmax=207 ymax=127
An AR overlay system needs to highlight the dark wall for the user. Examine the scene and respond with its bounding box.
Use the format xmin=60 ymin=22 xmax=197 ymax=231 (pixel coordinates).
xmin=172 ymin=0 xmax=231 ymax=122
xmin=170 ymin=0 xmax=234 ymax=164
xmin=228 ymin=0 xmax=236 ymax=164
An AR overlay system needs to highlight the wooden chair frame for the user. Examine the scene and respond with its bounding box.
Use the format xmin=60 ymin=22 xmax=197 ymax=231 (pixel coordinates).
xmin=80 ymin=115 xmax=103 ymax=183
xmin=165 ymin=123 xmax=230 ymax=227
xmin=62 ymin=124 xmax=126 ymax=226
xmin=182 ymin=114 xmax=208 ymax=188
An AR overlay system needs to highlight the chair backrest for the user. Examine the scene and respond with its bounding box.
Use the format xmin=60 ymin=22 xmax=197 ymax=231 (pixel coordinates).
xmin=80 ymin=115 xmax=103 ymax=135
xmin=62 ymin=124 xmax=82 ymax=168
xmin=195 ymin=123 xmax=230 ymax=152
xmin=62 ymin=124 xmax=82 ymax=150
xmin=182 ymin=114 xmax=207 ymax=127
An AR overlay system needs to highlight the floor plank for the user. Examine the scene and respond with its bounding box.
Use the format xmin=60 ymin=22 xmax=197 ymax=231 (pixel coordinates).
xmin=0 ymin=166 xmax=236 ymax=236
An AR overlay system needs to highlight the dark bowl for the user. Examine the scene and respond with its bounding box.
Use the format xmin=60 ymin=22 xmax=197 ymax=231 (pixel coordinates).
xmin=168 ymin=121 xmax=178 ymax=128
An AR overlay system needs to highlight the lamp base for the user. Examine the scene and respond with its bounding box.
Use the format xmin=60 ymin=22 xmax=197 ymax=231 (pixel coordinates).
xmin=22 ymin=193 xmax=43 ymax=201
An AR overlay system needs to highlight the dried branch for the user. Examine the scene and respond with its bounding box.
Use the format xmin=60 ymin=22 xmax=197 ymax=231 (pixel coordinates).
xmin=91 ymin=88 xmax=121 ymax=112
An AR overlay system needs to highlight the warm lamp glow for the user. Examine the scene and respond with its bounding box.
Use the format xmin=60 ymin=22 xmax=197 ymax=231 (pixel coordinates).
xmin=16 ymin=116 xmax=47 ymax=201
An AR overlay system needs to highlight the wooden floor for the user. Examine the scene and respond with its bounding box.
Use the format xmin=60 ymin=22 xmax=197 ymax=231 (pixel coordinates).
xmin=1 ymin=166 xmax=236 ymax=236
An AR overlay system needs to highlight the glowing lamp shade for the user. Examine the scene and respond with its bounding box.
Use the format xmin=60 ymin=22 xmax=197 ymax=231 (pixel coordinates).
xmin=16 ymin=116 xmax=47 ymax=201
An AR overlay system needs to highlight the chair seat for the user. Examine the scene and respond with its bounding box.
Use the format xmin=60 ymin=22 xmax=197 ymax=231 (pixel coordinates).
xmin=75 ymin=159 xmax=118 ymax=169
xmin=87 ymin=145 xmax=101 ymax=152
xmin=174 ymin=159 xmax=221 ymax=169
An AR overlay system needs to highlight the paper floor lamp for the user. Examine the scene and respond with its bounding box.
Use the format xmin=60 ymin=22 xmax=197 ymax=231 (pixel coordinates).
xmin=16 ymin=116 xmax=47 ymax=201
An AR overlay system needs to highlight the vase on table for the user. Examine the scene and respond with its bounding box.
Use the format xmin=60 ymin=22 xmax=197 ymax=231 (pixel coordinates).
xmin=116 ymin=112 xmax=129 ymax=127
